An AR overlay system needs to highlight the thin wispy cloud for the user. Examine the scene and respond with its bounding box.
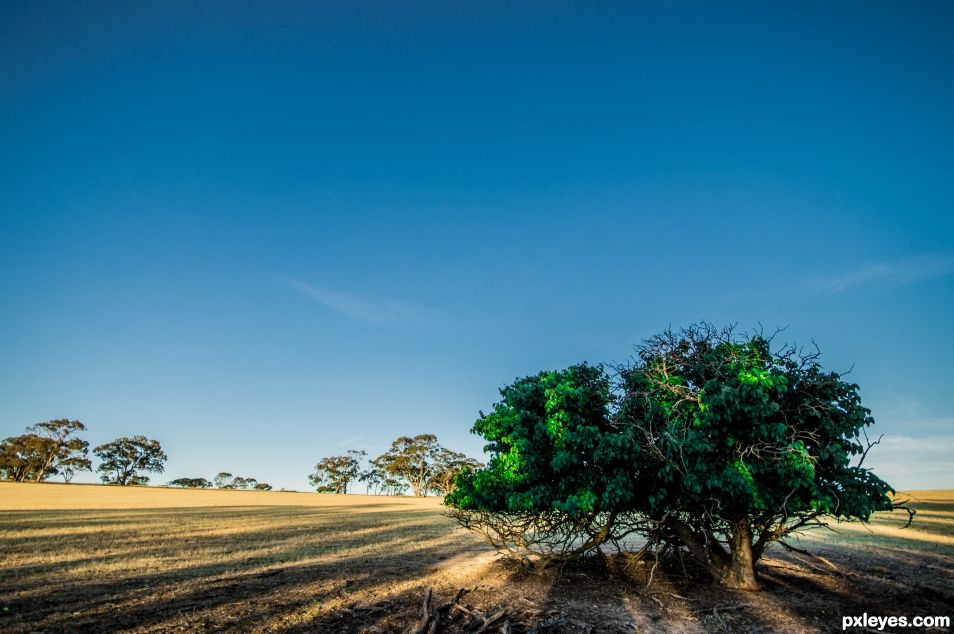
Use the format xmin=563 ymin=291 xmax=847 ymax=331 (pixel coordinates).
xmin=283 ymin=278 xmax=437 ymax=327
xmin=812 ymin=254 xmax=954 ymax=294
xmin=862 ymin=435 xmax=954 ymax=490
xmin=340 ymin=434 xmax=365 ymax=446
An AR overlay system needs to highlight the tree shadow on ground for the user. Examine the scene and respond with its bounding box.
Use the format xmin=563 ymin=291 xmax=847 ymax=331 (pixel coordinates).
xmin=309 ymin=543 xmax=954 ymax=633
xmin=0 ymin=505 xmax=485 ymax=633
xmin=4 ymin=504 xmax=952 ymax=633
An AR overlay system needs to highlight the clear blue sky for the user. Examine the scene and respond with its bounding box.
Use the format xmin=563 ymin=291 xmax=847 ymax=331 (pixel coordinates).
xmin=2 ymin=1 xmax=952 ymax=491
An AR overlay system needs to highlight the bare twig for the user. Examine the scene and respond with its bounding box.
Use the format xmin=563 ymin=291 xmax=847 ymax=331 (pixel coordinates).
xmin=409 ymin=587 xmax=433 ymax=634
xmin=695 ymin=603 xmax=749 ymax=613
xmin=451 ymin=603 xmax=480 ymax=618
xmin=475 ymin=610 xmax=508 ymax=633
xmin=777 ymin=541 xmax=844 ymax=576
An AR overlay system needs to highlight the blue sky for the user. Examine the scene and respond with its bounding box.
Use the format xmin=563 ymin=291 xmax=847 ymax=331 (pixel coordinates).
xmin=1 ymin=1 xmax=952 ymax=491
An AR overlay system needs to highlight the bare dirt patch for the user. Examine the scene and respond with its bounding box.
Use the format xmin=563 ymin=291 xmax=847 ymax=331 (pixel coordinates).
xmin=1 ymin=483 xmax=951 ymax=632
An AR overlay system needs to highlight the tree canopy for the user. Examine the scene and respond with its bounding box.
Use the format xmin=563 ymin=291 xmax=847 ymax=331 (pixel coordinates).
xmin=310 ymin=440 xmax=479 ymax=496
xmin=173 ymin=475 xmax=268 ymax=490
xmin=360 ymin=457 xmax=408 ymax=495
xmin=211 ymin=472 xmax=263 ymax=489
xmin=309 ymin=450 xmax=366 ymax=493
xmin=447 ymin=324 xmax=898 ymax=590
xmin=376 ymin=434 xmax=442 ymax=497
xmin=0 ymin=419 xmax=90 ymax=482
xmin=169 ymin=477 xmax=212 ymax=488
xmin=93 ymin=436 xmax=167 ymax=486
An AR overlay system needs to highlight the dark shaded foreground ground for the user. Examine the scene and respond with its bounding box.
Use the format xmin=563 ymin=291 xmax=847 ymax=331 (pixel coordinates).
xmin=1 ymin=486 xmax=951 ymax=633
xmin=310 ymin=540 xmax=953 ymax=634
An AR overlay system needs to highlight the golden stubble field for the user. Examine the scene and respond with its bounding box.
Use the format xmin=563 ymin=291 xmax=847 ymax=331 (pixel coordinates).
xmin=1 ymin=482 xmax=951 ymax=633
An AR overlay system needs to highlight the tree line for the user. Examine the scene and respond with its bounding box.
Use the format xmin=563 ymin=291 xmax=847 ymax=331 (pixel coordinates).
xmin=1 ymin=422 xmax=482 ymax=496
xmin=0 ymin=421 xmax=167 ymax=485
xmin=168 ymin=473 xmax=273 ymax=490
xmin=309 ymin=434 xmax=481 ymax=497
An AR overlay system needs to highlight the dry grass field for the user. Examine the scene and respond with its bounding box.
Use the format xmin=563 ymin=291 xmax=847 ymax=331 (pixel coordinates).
xmin=1 ymin=482 xmax=951 ymax=633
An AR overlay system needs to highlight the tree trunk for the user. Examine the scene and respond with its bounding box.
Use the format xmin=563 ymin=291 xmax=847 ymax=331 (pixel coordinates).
xmin=664 ymin=517 xmax=761 ymax=591
xmin=35 ymin=445 xmax=62 ymax=482
xmin=717 ymin=520 xmax=760 ymax=590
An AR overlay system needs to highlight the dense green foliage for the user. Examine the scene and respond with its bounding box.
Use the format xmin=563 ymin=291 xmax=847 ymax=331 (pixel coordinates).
xmin=447 ymin=325 xmax=897 ymax=589
xmin=447 ymin=364 xmax=640 ymax=515
xmin=625 ymin=328 xmax=892 ymax=522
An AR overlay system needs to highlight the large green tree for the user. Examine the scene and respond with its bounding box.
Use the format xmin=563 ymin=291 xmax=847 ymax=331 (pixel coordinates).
xmin=448 ymin=325 xmax=899 ymax=590
xmin=620 ymin=325 xmax=895 ymax=589
xmin=94 ymin=436 xmax=167 ymax=485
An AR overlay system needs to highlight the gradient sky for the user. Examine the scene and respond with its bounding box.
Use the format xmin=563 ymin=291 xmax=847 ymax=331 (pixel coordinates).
xmin=2 ymin=1 xmax=952 ymax=491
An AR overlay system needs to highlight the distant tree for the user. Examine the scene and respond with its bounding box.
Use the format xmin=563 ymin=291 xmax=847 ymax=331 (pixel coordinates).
xmin=375 ymin=434 xmax=442 ymax=497
xmin=359 ymin=459 xmax=386 ymax=495
xmin=230 ymin=476 xmax=258 ymax=490
xmin=94 ymin=436 xmax=167 ymax=485
xmin=358 ymin=457 xmax=410 ymax=496
xmin=30 ymin=420 xmax=91 ymax=482
xmin=254 ymin=482 xmax=273 ymax=491
xmin=58 ymin=454 xmax=92 ymax=483
xmin=168 ymin=477 xmax=211 ymax=488
xmin=309 ymin=469 xmax=336 ymax=493
xmin=212 ymin=472 xmax=262 ymax=489
xmin=428 ymin=448 xmax=482 ymax=496
xmin=382 ymin=475 xmax=408 ymax=496
xmin=309 ymin=450 xmax=366 ymax=494
xmin=0 ymin=419 xmax=90 ymax=482
xmin=0 ymin=434 xmax=48 ymax=481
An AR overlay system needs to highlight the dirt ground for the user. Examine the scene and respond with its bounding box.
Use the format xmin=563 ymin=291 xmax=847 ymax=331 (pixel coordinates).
xmin=0 ymin=483 xmax=951 ymax=633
